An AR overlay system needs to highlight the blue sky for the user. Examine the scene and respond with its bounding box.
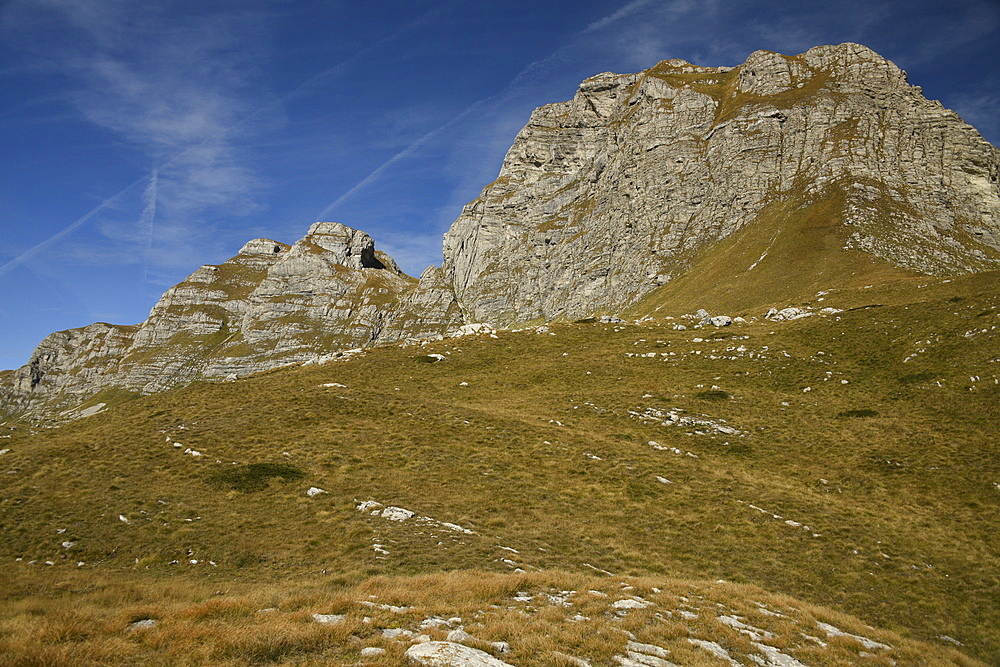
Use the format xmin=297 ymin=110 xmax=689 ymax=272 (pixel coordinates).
xmin=1 ymin=0 xmax=998 ymax=371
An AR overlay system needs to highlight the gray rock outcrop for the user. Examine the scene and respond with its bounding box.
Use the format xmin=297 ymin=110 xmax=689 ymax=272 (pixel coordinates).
xmin=405 ymin=641 xmax=514 ymax=666
xmin=443 ymin=42 xmax=999 ymax=325
xmin=0 ymin=222 xmax=462 ymax=419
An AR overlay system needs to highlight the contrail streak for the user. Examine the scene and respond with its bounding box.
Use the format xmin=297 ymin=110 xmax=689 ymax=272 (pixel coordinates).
xmin=316 ymin=98 xmax=496 ymax=220
xmin=3 ymin=0 xmax=656 ymax=277
xmin=140 ymin=168 xmax=159 ymax=283
xmin=314 ymin=0 xmax=658 ymax=220
xmin=0 ymin=177 xmax=146 ymax=278
xmin=0 ymin=5 xmax=449 ymax=277
xmin=583 ymin=0 xmax=657 ymax=33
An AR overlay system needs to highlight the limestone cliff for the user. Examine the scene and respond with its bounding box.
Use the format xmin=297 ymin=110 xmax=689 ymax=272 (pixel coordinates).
xmin=3 ymin=42 xmax=999 ymax=420
xmin=0 ymin=223 xmax=462 ymax=419
xmin=443 ymin=43 xmax=1000 ymax=325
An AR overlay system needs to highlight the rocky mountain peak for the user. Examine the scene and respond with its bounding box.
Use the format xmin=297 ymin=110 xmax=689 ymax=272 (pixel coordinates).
xmin=2 ymin=43 xmax=998 ymax=421
xmin=299 ymin=221 xmax=383 ymax=270
xmin=0 ymin=220 xmax=462 ymax=419
xmin=238 ymin=238 xmax=289 ymax=255
xmin=443 ymin=42 xmax=999 ymax=325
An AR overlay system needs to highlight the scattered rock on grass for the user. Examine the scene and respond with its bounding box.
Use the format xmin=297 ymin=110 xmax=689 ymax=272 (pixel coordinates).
xmin=312 ymin=613 xmax=344 ymax=624
xmin=766 ymin=307 xmax=812 ymax=321
xmin=816 ymin=621 xmax=890 ymax=651
xmin=382 ymin=506 xmax=416 ymax=521
xmin=446 ymin=628 xmax=476 ymax=643
xmin=453 ymin=323 xmax=496 ymax=336
xmin=614 ymin=638 xmax=678 ymax=666
xmin=688 ymin=638 xmax=739 ymax=665
xmin=417 ymin=354 xmax=446 ymax=363
xmin=752 ymin=641 xmax=808 ymax=666
xmin=128 ymin=619 xmax=157 ymax=631
xmin=612 ymin=596 xmax=653 ymax=610
xmin=383 ymin=628 xmax=413 ymax=639
xmin=405 ymin=641 xmax=514 ymax=666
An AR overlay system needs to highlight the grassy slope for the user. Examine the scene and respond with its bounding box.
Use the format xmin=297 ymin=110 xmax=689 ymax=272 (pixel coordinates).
xmin=628 ymin=179 xmax=918 ymax=318
xmin=0 ymin=569 xmax=982 ymax=666
xmin=0 ymin=271 xmax=997 ymax=664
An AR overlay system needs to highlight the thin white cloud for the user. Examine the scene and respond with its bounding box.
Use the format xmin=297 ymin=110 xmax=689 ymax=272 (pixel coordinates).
xmin=275 ymin=4 xmax=454 ymax=107
xmin=583 ymin=0 xmax=660 ymax=34
xmin=315 ymin=0 xmax=675 ymax=223
xmin=140 ymin=169 xmax=158 ymax=282
xmin=0 ymin=1 xmax=454 ymax=277
xmin=315 ymin=98 xmax=494 ymax=221
xmin=0 ymin=0 xmax=265 ymax=272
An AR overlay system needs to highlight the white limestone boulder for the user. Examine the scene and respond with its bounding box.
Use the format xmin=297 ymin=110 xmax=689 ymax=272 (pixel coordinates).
xmin=405 ymin=641 xmax=514 ymax=666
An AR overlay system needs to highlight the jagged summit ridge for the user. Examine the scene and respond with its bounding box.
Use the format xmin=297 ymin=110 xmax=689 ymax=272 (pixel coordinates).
xmin=443 ymin=42 xmax=999 ymax=325
xmin=299 ymin=222 xmax=402 ymax=273
xmin=2 ymin=42 xmax=999 ymax=420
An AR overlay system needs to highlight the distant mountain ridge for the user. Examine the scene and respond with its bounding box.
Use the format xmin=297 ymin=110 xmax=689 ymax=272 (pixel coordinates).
xmin=0 ymin=223 xmax=463 ymax=419
xmin=2 ymin=42 xmax=998 ymax=420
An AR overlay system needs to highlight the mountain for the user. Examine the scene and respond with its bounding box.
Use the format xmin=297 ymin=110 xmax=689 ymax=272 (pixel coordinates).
xmin=0 ymin=42 xmax=998 ymax=665
xmin=0 ymin=223 xmax=463 ymax=421
xmin=443 ymin=43 xmax=999 ymax=324
xmin=2 ymin=42 xmax=999 ymax=423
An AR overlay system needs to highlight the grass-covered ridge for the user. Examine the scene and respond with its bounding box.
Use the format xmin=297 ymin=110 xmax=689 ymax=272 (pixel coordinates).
xmin=0 ymin=271 xmax=997 ymax=663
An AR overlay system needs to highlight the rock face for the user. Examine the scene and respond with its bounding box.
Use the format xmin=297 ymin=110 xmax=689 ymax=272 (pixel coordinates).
xmin=0 ymin=222 xmax=462 ymax=419
xmin=2 ymin=43 xmax=999 ymax=420
xmin=405 ymin=641 xmax=514 ymax=666
xmin=443 ymin=42 xmax=1000 ymax=325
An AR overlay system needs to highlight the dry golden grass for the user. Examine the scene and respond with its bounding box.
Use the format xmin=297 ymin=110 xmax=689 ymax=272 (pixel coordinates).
xmin=0 ymin=271 xmax=997 ymax=663
xmin=0 ymin=568 xmax=984 ymax=666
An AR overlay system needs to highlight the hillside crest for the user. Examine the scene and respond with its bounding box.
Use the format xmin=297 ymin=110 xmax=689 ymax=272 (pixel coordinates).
xmin=3 ymin=42 xmax=998 ymax=420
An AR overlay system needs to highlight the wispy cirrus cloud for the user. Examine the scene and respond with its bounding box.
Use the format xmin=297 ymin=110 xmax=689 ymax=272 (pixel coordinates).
xmin=314 ymin=0 xmax=681 ymax=225
xmin=0 ymin=1 xmax=460 ymax=281
xmin=313 ymin=0 xmax=730 ymax=276
xmin=0 ymin=0 xmax=267 ymax=275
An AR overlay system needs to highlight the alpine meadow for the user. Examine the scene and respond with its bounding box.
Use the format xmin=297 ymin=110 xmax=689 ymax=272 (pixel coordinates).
xmin=0 ymin=42 xmax=997 ymax=667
